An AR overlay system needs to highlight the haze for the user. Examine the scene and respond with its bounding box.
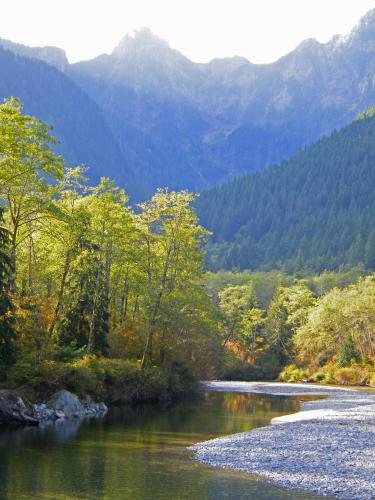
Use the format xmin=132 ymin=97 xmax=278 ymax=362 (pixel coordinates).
xmin=1 ymin=0 xmax=375 ymax=63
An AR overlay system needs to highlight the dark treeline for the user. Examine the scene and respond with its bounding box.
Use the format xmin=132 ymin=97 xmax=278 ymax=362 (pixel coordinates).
xmin=197 ymin=107 xmax=375 ymax=273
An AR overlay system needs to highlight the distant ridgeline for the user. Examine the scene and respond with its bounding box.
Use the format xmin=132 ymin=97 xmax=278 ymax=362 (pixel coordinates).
xmin=2 ymin=8 xmax=375 ymax=199
xmin=196 ymin=110 xmax=375 ymax=273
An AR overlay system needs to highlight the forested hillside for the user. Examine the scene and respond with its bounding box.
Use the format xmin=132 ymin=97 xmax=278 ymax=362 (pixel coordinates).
xmin=0 ymin=47 xmax=135 ymax=193
xmin=197 ymin=109 xmax=375 ymax=272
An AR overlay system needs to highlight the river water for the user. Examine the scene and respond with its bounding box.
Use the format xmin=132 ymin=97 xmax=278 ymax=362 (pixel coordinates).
xmin=0 ymin=391 xmax=326 ymax=499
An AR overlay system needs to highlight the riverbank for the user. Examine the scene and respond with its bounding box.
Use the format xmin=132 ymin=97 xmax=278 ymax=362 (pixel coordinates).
xmin=0 ymin=389 xmax=108 ymax=426
xmin=0 ymin=357 xmax=198 ymax=427
xmin=190 ymin=381 xmax=375 ymax=499
xmin=3 ymin=357 xmax=197 ymax=404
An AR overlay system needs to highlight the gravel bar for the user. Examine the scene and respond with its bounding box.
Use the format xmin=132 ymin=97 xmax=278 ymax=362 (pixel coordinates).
xmin=189 ymin=381 xmax=375 ymax=499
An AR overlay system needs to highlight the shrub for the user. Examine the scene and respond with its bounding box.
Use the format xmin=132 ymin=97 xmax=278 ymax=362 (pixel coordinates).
xmin=315 ymin=363 xmax=337 ymax=384
xmin=279 ymin=364 xmax=309 ymax=382
xmin=333 ymin=365 xmax=372 ymax=386
xmin=312 ymin=371 xmax=325 ymax=382
xmin=7 ymin=354 xmax=196 ymax=401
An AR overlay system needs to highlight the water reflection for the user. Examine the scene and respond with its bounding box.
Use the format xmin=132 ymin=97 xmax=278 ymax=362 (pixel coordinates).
xmin=0 ymin=392 xmax=327 ymax=499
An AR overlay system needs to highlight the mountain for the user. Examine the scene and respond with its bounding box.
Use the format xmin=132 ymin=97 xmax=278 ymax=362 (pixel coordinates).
xmin=0 ymin=46 xmax=135 ymax=192
xmin=68 ymin=11 xmax=375 ymax=193
xmin=1 ymin=10 xmax=375 ymax=198
xmin=68 ymin=29 xmax=226 ymax=197
xmin=0 ymin=38 xmax=68 ymax=70
xmin=196 ymin=109 xmax=375 ymax=273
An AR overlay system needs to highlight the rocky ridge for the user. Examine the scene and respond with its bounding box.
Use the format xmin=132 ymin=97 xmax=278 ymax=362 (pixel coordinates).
xmin=2 ymin=9 xmax=375 ymax=197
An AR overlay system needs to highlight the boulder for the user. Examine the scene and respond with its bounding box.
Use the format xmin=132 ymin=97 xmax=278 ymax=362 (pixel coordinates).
xmin=55 ymin=410 xmax=65 ymax=419
xmin=47 ymin=390 xmax=84 ymax=418
xmin=32 ymin=403 xmax=56 ymax=421
xmin=82 ymin=396 xmax=108 ymax=417
xmin=0 ymin=391 xmax=38 ymax=426
xmin=98 ymin=402 xmax=108 ymax=414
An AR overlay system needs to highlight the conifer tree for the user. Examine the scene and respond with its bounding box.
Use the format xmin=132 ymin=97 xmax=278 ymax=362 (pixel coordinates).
xmin=338 ymin=334 xmax=361 ymax=367
xmin=0 ymin=207 xmax=16 ymax=376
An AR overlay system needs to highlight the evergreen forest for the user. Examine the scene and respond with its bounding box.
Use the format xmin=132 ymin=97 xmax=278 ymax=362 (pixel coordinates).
xmin=197 ymin=108 xmax=375 ymax=273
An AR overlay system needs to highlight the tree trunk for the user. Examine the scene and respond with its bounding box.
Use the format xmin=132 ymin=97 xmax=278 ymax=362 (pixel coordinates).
xmin=48 ymin=250 xmax=71 ymax=336
xmin=222 ymin=320 xmax=237 ymax=348
xmin=87 ymin=257 xmax=102 ymax=353
xmin=9 ymin=228 xmax=17 ymax=293
xmin=120 ymin=276 xmax=129 ymax=325
xmin=132 ymin=294 xmax=139 ymax=319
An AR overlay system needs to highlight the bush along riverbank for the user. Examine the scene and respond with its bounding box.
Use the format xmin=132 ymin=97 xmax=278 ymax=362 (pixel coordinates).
xmin=0 ymin=356 xmax=198 ymax=427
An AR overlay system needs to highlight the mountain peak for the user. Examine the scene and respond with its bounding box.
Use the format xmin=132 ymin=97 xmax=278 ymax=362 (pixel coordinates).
xmin=112 ymin=28 xmax=170 ymax=58
xmin=357 ymin=7 xmax=375 ymax=26
xmin=294 ymin=37 xmax=322 ymax=53
xmin=342 ymin=7 xmax=375 ymax=51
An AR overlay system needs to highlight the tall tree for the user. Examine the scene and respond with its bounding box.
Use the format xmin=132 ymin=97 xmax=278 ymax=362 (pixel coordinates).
xmin=265 ymin=282 xmax=315 ymax=365
xmin=218 ymin=284 xmax=257 ymax=348
xmin=0 ymin=207 xmax=16 ymax=376
xmin=0 ymin=97 xmax=63 ymax=290
xmin=137 ymin=190 xmax=208 ymax=366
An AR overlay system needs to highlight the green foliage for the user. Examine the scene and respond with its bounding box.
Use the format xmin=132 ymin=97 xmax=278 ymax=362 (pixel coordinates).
xmin=216 ymin=270 xmax=374 ymax=385
xmin=305 ymin=267 xmax=366 ymax=296
xmin=1 ymin=98 xmax=374 ymax=395
xmin=279 ymin=364 xmax=309 ymax=383
xmin=294 ymin=275 xmax=375 ymax=367
xmin=0 ymin=99 xmax=221 ymax=392
xmin=274 ymin=275 xmax=375 ymax=386
xmin=57 ymin=240 xmax=109 ymax=355
xmin=7 ymin=354 xmax=196 ymax=401
xmin=356 ymin=104 xmax=375 ymax=120
xmin=338 ymin=335 xmax=361 ymax=367
xmin=0 ymin=97 xmax=64 ymax=292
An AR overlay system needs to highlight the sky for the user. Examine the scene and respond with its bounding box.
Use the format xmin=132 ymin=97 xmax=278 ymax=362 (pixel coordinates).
xmin=1 ymin=0 xmax=375 ymax=64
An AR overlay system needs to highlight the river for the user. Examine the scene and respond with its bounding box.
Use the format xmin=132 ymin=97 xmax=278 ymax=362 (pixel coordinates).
xmin=0 ymin=390 xmax=328 ymax=499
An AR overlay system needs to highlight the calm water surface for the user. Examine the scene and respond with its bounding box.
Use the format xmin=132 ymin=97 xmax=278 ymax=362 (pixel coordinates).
xmin=0 ymin=391 xmax=327 ymax=499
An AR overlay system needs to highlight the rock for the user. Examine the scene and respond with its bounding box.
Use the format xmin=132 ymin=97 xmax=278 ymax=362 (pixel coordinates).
xmin=47 ymin=390 xmax=84 ymax=418
xmin=1 ymin=389 xmax=108 ymax=425
xmin=55 ymin=410 xmax=65 ymax=419
xmin=32 ymin=403 xmax=57 ymax=421
xmin=0 ymin=390 xmax=38 ymax=427
xmin=82 ymin=396 xmax=108 ymax=416
xmin=98 ymin=402 xmax=108 ymax=414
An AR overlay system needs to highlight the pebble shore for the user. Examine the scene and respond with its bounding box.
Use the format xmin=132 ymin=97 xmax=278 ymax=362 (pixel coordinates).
xmin=190 ymin=382 xmax=375 ymax=499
